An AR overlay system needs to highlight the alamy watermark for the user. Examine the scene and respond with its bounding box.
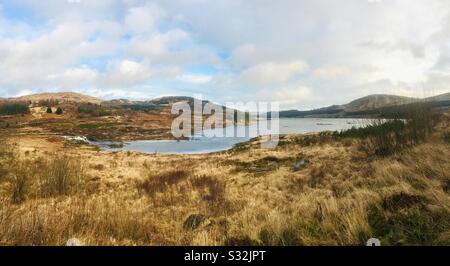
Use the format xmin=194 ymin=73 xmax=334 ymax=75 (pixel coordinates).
xmin=171 ymin=94 xmax=280 ymax=148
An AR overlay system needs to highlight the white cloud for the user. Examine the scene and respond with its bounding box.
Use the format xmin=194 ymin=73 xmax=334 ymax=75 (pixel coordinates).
xmin=127 ymin=29 xmax=188 ymax=60
xmin=271 ymin=85 xmax=312 ymax=105
xmin=14 ymin=89 xmax=35 ymax=97
xmin=229 ymin=44 xmax=305 ymax=68
xmin=313 ymin=65 xmax=350 ymax=79
xmin=0 ymin=2 xmax=197 ymax=95
xmin=0 ymin=20 xmax=120 ymax=89
xmin=100 ymin=60 xmax=152 ymax=88
xmin=125 ymin=3 xmax=165 ymax=34
xmin=84 ymin=88 xmax=151 ymax=100
xmin=46 ymin=67 xmax=99 ymax=89
xmin=117 ymin=60 xmax=149 ymax=77
xmin=239 ymin=61 xmax=309 ymax=87
xmin=177 ymin=74 xmax=212 ymax=84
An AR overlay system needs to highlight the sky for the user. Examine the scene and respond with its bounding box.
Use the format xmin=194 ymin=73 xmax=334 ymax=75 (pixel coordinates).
xmin=0 ymin=0 xmax=449 ymax=110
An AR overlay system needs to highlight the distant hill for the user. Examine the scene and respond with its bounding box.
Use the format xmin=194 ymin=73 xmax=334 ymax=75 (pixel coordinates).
xmin=105 ymin=95 xmax=233 ymax=109
xmin=9 ymin=92 xmax=102 ymax=104
xmin=342 ymin=94 xmax=417 ymax=112
xmin=104 ymin=96 xmax=245 ymax=121
xmin=424 ymin=92 xmax=450 ymax=102
xmin=101 ymin=99 xmax=135 ymax=105
xmin=147 ymin=96 xmax=195 ymax=105
xmin=280 ymin=93 xmax=450 ymax=118
xmin=103 ymin=96 xmax=198 ymax=113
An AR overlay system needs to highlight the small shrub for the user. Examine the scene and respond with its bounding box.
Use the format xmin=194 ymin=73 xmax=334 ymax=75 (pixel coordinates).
xmin=46 ymin=107 xmax=52 ymax=114
xmin=55 ymin=107 xmax=63 ymax=115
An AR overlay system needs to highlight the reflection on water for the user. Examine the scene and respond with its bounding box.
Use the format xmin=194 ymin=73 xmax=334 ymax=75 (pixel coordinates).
xmin=92 ymin=118 xmax=372 ymax=154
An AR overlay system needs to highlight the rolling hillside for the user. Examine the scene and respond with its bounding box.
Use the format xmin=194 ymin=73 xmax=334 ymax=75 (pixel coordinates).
xmin=10 ymin=92 xmax=102 ymax=105
xmin=280 ymin=93 xmax=450 ymax=118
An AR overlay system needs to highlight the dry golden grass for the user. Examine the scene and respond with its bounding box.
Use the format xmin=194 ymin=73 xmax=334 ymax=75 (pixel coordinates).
xmin=0 ymin=112 xmax=449 ymax=246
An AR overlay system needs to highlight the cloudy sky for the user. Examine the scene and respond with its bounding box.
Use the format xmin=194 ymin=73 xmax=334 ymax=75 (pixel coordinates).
xmin=0 ymin=0 xmax=449 ymax=110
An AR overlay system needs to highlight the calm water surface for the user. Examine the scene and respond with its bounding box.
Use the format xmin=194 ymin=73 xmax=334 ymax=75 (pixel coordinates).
xmin=92 ymin=118 xmax=372 ymax=154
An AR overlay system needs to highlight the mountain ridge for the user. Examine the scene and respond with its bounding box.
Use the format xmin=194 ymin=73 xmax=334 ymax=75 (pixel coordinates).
xmin=9 ymin=92 xmax=102 ymax=105
xmin=279 ymin=92 xmax=450 ymax=118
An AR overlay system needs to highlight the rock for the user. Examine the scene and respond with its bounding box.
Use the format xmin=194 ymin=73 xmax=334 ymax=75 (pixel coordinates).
xmin=66 ymin=238 xmax=82 ymax=246
xmin=63 ymin=136 xmax=89 ymax=144
xmin=293 ymin=158 xmax=309 ymax=171
xmin=183 ymin=214 xmax=206 ymax=230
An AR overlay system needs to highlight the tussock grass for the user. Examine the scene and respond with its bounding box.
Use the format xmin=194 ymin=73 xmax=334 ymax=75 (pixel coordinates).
xmin=0 ymin=139 xmax=31 ymax=203
xmin=38 ymin=155 xmax=85 ymax=197
xmin=9 ymin=161 xmax=32 ymax=204
xmin=0 ymin=196 xmax=159 ymax=245
xmin=0 ymin=138 xmax=15 ymax=182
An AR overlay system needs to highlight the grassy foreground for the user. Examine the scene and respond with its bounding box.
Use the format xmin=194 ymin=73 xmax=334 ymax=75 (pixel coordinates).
xmin=0 ymin=111 xmax=449 ymax=245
